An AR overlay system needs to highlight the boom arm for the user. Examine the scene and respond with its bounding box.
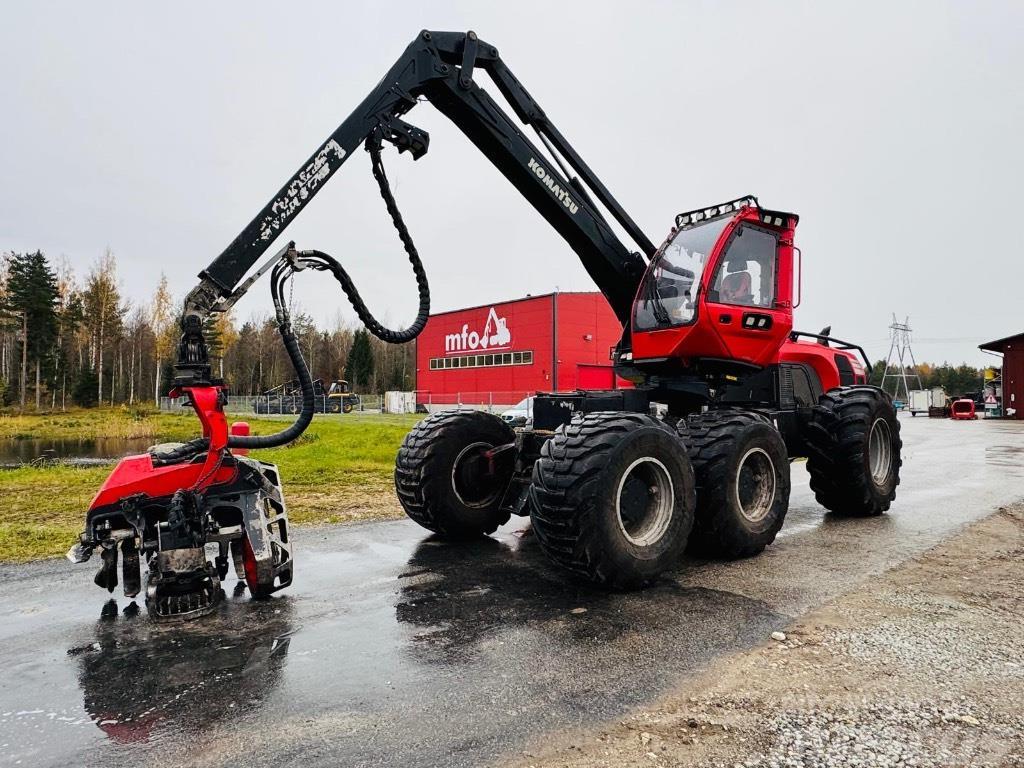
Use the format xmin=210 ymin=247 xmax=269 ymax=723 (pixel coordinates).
xmin=187 ymin=30 xmax=652 ymax=329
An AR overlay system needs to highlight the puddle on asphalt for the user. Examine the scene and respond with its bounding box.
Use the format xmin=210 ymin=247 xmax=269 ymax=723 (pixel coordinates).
xmin=986 ymin=442 xmax=1024 ymax=472
xmin=393 ymin=530 xmax=788 ymax=665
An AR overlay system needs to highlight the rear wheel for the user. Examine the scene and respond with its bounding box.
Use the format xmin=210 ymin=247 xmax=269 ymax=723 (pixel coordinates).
xmin=678 ymin=409 xmax=790 ymax=559
xmin=806 ymin=386 xmax=902 ymax=516
xmin=395 ymin=410 xmax=515 ymax=538
xmin=529 ymin=412 xmax=695 ymax=589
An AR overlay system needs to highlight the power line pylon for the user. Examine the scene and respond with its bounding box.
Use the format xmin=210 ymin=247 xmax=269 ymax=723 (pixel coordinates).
xmin=880 ymin=314 xmax=923 ymax=402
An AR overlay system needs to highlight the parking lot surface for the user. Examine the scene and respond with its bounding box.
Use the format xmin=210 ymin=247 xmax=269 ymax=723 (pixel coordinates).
xmin=1 ymin=415 xmax=1022 ymax=768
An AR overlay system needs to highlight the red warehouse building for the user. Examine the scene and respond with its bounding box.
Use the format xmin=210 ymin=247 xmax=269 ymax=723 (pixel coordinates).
xmin=415 ymin=292 xmax=625 ymax=409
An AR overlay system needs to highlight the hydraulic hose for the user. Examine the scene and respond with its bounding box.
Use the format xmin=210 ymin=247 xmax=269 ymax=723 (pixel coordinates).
xmin=152 ymin=135 xmax=429 ymax=464
xmin=151 ymin=266 xmax=316 ymax=463
xmin=226 ymin=320 xmax=314 ymax=450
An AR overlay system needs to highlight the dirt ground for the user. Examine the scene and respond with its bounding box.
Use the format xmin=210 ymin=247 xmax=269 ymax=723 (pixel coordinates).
xmin=509 ymin=504 xmax=1024 ymax=768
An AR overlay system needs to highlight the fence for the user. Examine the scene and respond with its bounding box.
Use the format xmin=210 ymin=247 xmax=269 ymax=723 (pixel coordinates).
xmin=158 ymin=391 xmax=528 ymax=416
xmin=412 ymin=391 xmax=531 ymax=414
xmin=159 ymin=394 xmax=384 ymax=415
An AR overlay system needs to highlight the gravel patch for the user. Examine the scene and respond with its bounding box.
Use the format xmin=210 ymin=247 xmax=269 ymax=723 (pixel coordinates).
xmin=509 ymin=505 xmax=1024 ymax=768
xmin=746 ymin=699 xmax=1024 ymax=768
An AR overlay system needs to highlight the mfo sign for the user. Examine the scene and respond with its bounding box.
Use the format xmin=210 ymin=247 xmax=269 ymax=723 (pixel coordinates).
xmin=445 ymin=307 xmax=512 ymax=355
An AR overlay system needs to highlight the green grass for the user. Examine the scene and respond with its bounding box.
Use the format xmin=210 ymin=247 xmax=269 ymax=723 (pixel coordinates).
xmin=0 ymin=411 xmax=423 ymax=562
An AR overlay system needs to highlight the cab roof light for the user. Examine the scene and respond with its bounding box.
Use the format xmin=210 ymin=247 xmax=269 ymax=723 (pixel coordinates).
xmin=674 ymin=195 xmax=759 ymax=229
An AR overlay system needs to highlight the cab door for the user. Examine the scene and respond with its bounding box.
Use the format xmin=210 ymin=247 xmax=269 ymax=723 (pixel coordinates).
xmin=702 ymin=222 xmax=792 ymax=366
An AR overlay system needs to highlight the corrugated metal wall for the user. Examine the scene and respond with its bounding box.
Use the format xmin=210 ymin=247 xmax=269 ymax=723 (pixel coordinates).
xmin=1004 ymin=349 xmax=1024 ymax=419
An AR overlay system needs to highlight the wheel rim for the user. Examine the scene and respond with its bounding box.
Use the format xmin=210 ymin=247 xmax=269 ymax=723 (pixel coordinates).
xmin=868 ymin=418 xmax=893 ymax=486
xmin=451 ymin=442 xmax=503 ymax=508
xmin=615 ymin=457 xmax=674 ymax=547
xmin=735 ymin=447 xmax=776 ymax=523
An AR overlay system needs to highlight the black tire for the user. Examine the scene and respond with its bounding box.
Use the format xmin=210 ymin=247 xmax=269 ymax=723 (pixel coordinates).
xmin=677 ymin=409 xmax=790 ymax=559
xmin=394 ymin=410 xmax=515 ymax=538
xmin=342 ymin=402 xmax=353 ymax=414
xmin=529 ymin=412 xmax=695 ymax=589
xmin=806 ymin=386 xmax=902 ymax=516
xmin=328 ymin=400 xmax=342 ymax=414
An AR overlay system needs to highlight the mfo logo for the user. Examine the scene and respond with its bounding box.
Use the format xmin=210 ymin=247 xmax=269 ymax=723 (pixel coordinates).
xmin=445 ymin=307 xmax=512 ymax=354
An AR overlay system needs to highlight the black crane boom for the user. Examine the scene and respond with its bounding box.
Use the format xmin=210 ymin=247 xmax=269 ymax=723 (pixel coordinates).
xmin=191 ymin=30 xmax=652 ymax=326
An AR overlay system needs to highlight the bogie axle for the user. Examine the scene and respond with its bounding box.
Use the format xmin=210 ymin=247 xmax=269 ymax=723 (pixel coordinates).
xmin=395 ymin=378 xmax=902 ymax=587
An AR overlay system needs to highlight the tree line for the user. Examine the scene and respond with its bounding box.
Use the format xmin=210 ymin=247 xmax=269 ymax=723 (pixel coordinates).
xmin=1 ymin=250 xmax=996 ymax=412
xmin=869 ymin=360 xmax=992 ymax=399
xmin=0 ymin=250 xmax=414 ymax=410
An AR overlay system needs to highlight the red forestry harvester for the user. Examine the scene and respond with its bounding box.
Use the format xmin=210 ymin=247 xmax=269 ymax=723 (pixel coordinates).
xmin=69 ymin=31 xmax=902 ymax=618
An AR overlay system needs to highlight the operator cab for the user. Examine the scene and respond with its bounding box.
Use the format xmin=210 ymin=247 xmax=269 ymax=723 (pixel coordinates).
xmin=327 ymin=379 xmax=352 ymax=395
xmin=630 ymin=196 xmax=798 ymax=375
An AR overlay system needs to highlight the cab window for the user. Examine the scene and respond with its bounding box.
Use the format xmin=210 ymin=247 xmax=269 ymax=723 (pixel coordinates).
xmin=708 ymin=226 xmax=778 ymax=308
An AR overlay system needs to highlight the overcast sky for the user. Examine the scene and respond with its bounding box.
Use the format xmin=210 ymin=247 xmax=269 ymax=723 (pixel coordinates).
xmin=2 ymin=1 xmax=1021 ymax=366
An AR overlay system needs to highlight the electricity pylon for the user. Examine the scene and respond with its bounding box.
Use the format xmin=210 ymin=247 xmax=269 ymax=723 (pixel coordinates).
xmin=879 ymin=314 xmax=923 ymax=402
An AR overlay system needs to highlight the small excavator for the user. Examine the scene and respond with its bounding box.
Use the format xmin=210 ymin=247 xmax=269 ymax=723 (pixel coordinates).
xmin=68 ymin=30 xmax=901 ymax=619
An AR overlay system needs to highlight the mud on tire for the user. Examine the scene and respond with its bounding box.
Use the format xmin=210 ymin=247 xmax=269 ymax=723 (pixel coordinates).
xmin=529 ymin=412 xmax=695 ymax=589
xmin=806 ymin=386 xmax=902 ymax=516
xmin=677 ymin=409 xmax=790 ymax=559
xmin=394 ymin=410 xmax=515 ymax=538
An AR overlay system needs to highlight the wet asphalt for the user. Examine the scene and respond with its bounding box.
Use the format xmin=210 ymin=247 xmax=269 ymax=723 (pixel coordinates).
xmin=1 ymin=415 xmax=1023 ymax=768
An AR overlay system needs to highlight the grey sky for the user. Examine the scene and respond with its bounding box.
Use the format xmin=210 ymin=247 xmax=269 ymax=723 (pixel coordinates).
xmin=2 ymin=1 xmax=1021 ymax=366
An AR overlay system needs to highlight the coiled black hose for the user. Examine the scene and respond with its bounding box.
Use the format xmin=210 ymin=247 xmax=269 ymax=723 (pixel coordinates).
xmin=318 ymin=136 xmax=430 ymax=343
xmin=152 ymin=136 xmax=429 ymax=464
xmin=226 ymin=137 xmax=430 ymax=449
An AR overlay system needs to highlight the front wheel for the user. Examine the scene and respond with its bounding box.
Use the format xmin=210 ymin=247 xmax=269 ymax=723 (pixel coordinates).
xmin=395 ymin=410 xmax=515 ymax=538
xmin=678 ymin=409 xmax=790 ymax=559
xmin=529 ymin=412 xmax=695 ymax=589
xmin=806 ymin=386 xmax=902 ymax=516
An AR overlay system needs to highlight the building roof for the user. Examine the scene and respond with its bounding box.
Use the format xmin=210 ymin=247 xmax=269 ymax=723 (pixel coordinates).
xmin=979 ymin=332 xmax=1024 ymax=353
xmin=427 ymin=291 xmax=603 ymax=319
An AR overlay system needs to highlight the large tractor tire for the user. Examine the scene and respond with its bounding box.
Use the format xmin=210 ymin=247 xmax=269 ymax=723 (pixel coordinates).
xmin=806 ymin=386 xmax=902 ymax=516
xmin=677 ymin=409 xmax=790 ymax=559
xmin=395 ymin=410 xmax=515 ymax=538
xmin=529 ymin=412 xmax=695 ymax=589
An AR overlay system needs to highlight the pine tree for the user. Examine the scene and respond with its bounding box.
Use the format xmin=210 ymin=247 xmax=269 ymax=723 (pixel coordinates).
xmin=344 ymin=329 xmax=375 ymax=391
xmin=73 ymin=365 xmax=99 ymax=407
xmin=4 ymin=251 xmax=60 ymax=408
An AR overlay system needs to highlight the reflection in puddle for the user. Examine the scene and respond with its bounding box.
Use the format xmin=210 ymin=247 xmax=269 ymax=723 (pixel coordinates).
xmin=394 ymin=533 xmax=787 ymax=665
xmin=70 ymin=595 xmax=293 ymax=744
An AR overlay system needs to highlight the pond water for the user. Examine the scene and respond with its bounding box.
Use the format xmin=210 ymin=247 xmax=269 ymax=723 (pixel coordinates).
xmin=0 ymin=437 xmax=154 ymax=467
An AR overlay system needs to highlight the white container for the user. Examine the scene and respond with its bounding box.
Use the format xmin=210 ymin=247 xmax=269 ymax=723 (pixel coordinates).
xmin=909 ymin=389 xmax=931 ymax=415
xmin=384 ymin=391 xmax=417 ymax=414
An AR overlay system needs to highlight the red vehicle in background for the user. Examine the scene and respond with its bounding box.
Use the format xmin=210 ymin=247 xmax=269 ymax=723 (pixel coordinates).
xmin=950 ymin=398 xmax=978 ymax=420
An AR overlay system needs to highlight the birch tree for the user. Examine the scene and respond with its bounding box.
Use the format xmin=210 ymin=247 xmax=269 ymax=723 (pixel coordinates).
xmin=150 ymin=273 xmax=176 ymax=404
